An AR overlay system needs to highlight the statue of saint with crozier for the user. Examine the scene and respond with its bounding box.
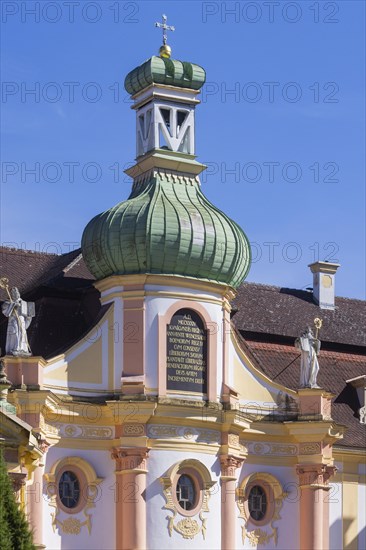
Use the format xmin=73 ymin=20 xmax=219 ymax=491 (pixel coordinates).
xmin=0 ymin=279 xmax=35 ymax=356
xmin=295 ymin=319 xmax=322 ymax=388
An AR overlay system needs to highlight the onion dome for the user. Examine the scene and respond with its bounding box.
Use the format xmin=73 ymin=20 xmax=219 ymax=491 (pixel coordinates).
xmin=81 ymin=172 xmax=251 ymax=288
xmin=124 ymin=56 xmax=206 ymax=95
xmin=81 ymin=40 xmax=251 ymax=289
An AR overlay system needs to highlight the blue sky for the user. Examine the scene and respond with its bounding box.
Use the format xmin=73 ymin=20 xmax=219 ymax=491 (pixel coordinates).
xmin=1 ymin=1 xmax=365 ymax=299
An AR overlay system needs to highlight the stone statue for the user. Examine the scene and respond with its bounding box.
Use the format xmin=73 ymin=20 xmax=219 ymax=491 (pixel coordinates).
xmin=0 ymin=354 xmax=11 ymax=402
xmin=295 ymin=327 xmax=321 ymax=389
xmin=359 ymin=406 xmax=366 ymax=425
xmin=1 ymin=286 xmax=34 ymax=356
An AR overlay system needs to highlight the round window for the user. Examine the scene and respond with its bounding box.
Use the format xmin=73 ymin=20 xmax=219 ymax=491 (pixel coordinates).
xmin=176 ymin=474 xmax=196 ymax=511
xmin=248 ymin=485 xmax=267 ymax=521
xmin=58 ymin=470 xmax=80 ymax=509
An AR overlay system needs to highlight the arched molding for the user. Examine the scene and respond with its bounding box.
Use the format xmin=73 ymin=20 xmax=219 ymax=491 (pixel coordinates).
xmin=165 ymin=458 xmax=215 ymax=486
xmin=45 ymin=456 xmax=102 ymax=486
xmin=237 ymin=472 xmax=287 ymax=547
xmin=158 ymin=299 xmax=218 ymax=400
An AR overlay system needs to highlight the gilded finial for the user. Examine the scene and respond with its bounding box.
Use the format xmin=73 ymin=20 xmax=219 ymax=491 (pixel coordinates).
xmin=314 ymin=317 xmax=323 ymax=338
xmin=0 ymin=277 xmax=9 ymax=290
xmin=155 ymin=14 xmax=175 ymax=58
xmin=0 ymin=277 xmax=10 ymax=299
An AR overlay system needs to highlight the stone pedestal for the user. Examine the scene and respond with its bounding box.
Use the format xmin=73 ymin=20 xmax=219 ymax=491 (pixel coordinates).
xmin=298 ymin=388 xmax=333 ymax=420
xmin=2 ymin=356 xmax=45 ymax=390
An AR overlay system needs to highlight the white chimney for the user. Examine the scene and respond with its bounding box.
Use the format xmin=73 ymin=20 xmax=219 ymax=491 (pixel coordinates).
xmin=308 ymin=261 xmax=340 ymax=310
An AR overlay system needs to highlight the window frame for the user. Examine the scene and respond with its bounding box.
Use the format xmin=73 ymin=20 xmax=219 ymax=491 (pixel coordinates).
xmin=56 ymin=465 xmax=86 ymax=515
xmin=246 ymin=482 xmax=272 ymax=526
xmin=44 ymin=456 xmax=103 ymax=524
xmin=160 ymin=459 xmax=217 ymax=539
xmin=238 ymin=471 xmax=287 ymax=540
xmin=172 ymin=467 xmax=204 ymax=517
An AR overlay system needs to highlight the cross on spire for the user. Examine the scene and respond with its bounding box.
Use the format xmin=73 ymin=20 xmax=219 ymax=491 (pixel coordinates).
xmin=155 ymin=14 xmax=175 ymax=46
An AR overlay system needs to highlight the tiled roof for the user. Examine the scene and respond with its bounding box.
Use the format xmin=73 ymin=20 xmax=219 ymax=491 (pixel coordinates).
xmin=243 ymin=339 xmax=366 ymax=448
xmin=0 ymin=247 xmax=364 ymax=448
xmin=231 ymin=281 xmax=365 ymax=448
xmin=0 ymin=247 xmax=94 ymax=300
xmin=232 ymin=282 xmax=365 ymax=348
xmin=0 ymin=247 xmax=97 ymax=358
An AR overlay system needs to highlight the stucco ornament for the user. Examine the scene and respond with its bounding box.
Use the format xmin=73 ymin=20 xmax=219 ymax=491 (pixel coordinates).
xmin=295 ymin=325 xmax=321 ymax=388
xmin=246 ymin=528 xmax=273 ymax=547
xmin=237 ymin=473 xmax=287 ymax=547
xmin=0 ymin=281 xmax=35 ymax=356
xmin=61 ymin=517 xmax=82 ymax=535
xmin=47 ymin=486 xmax=98 ymax=536
xmin=174 ymin=517 xmax=201 ymax=539
xmin=0 ymin=357 xmax=11 ymax=401
xmin=160 ymin=460 xmax=216 ymax=540
xmin=44 ymin=457 xmax=103 ymax=536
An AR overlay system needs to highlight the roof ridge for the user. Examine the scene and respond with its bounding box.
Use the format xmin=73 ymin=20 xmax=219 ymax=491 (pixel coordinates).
xmin=242 ymin=280 xmax=365 ymax=303
xmin=0 ymin=246 xmax=59 ymax=257
xmin=63 ymin=253 xmax=83 ymax=274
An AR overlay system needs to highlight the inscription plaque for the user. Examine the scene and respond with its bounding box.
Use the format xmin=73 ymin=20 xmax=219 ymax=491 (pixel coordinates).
xmin=166 ymin=308 xmax=207 ymax=393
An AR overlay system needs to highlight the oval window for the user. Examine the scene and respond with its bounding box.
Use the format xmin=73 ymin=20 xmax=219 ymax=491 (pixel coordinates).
xmin=248 ymin=485 xmax=267 ymax=521
xmin=176 ymin=474 xmax=196 ymax=511
xmin=58 ymin=470 xmax=80 ymax=509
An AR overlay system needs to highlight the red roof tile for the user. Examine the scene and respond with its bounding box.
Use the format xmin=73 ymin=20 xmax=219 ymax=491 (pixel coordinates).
xmin=232 ymin=282 xmax=365 ymax=348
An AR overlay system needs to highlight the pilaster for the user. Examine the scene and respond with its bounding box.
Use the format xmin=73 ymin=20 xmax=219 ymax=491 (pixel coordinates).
xmin=290 ymin=388 xmax=341 ymax=550
xmin=220 ymin=452 xmax=245 ymax=550
xmin=111 ymin=447 xmax=149 ymax=550
xmin=296 ymin=464 xmax=337 ymax=550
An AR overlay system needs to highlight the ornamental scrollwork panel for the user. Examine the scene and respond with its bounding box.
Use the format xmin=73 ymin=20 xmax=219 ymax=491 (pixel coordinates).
xmin=237 ymin=473 xmax=287 ymax=547
xmin=160 ymin=460 xmax=216 ymax=540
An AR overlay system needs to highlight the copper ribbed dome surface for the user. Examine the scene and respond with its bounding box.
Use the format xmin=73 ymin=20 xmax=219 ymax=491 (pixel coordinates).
xmin=81 ymin=172 xmax=251 ymax=288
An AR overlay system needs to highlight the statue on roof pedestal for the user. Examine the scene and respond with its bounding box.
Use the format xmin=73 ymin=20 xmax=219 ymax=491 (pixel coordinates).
xmin=295 ymin=325 xmax=321 ymax=389
xmin=0 ymin=280 xmax=34 ymax=357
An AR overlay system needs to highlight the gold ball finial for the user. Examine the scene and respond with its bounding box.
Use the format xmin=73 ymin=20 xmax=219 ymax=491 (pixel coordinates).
xmin=159 ymin=44 xmax=172 ymax=58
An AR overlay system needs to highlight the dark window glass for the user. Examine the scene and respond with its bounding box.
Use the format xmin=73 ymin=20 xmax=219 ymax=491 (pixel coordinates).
xmin=248 ymin=485 xmax=267 ymax=521
xmin=176 ymin=474 xmax=196 ymax=511
xmin=59 ymin=471 xmax=80 ymax=509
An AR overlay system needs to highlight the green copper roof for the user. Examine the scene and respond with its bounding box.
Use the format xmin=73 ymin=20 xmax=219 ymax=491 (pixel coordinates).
xmin=124 ymin=56 xmax=206 ymax=95
xmin=81 ymin=173 xmax=251 ymax=288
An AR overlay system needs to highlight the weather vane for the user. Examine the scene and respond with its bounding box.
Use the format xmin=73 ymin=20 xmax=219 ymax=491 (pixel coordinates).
xmin=155 ymin=14 xmax=175 ymax=58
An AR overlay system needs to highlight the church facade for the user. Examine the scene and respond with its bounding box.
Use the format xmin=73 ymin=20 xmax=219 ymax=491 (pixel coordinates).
xmin=0 ymin=37 xmax=365 ymax=550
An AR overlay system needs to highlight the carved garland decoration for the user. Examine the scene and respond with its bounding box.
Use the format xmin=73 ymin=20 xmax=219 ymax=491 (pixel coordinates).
xmin=44 ymin=456 xmax=102 ymax=536
xmin=237 ymin=473 xmax=287 ymax=547
xmin=160 ymin=459 xmax=216 ymax=540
